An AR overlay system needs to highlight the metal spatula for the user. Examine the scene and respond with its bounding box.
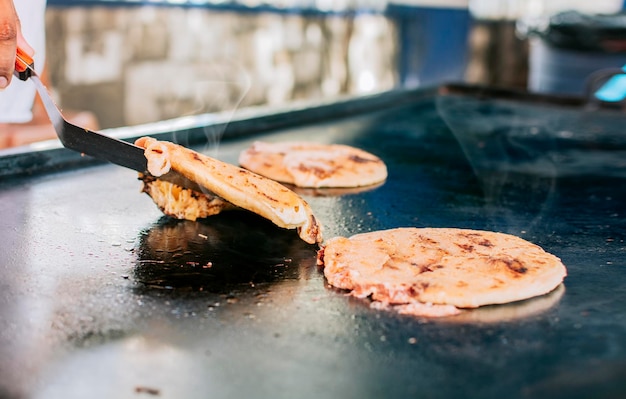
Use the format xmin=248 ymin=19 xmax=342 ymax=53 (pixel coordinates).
xmin=14 ymin=47 xmax=199 ymax=190
xmin=14 ymin=47 xmax=148 ymax=172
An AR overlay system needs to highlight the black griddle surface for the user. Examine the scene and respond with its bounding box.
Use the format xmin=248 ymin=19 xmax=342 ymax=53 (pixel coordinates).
xmin=1 ymin=86 xmax=626 ymax=399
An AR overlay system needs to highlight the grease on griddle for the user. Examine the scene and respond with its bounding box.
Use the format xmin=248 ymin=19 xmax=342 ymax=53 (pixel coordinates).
xmin=133 ymin=213 xmax=317 ymax=294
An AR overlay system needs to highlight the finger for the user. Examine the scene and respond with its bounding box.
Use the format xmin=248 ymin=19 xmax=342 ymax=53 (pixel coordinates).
xmin=0 ymin=0 xmax=19 ymax=89
xmin=16 ymin=18 xmax=34 ymax=56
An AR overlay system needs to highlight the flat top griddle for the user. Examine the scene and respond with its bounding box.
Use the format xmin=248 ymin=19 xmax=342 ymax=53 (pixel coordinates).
xmin=1 ymin=85 xmax=625 ymax=399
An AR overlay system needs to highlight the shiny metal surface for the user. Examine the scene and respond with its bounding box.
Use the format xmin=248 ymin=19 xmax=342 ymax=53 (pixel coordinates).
xmin=1 ymin=87 xmax=625 ymax=399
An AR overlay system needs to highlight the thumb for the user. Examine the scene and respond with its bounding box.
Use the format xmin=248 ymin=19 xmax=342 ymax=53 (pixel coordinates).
xmin=16 ymin=22 xmax=35 ymax=57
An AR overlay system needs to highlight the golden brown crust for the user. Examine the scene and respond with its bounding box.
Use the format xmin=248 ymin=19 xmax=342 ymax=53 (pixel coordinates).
xmin=135 ymin=137 xmax=323 ymax=244
xmin=238 ymin=141 xmax=387 ymax=188
xmin=318 ymin=227 xmax=567 ymax=317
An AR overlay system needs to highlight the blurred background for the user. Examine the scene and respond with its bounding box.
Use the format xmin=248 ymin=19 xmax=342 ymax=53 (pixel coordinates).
xmin=35 ymin=0 xmax=626 ymax=129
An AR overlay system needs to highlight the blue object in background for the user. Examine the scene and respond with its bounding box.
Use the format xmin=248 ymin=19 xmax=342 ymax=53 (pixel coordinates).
xmin=594 ymin=65 xmax=626 ymax=101
xmin=528 ymin=10 xmax=626 ymax=96
xmin=386 ymin=3 xmax=471 ymax=88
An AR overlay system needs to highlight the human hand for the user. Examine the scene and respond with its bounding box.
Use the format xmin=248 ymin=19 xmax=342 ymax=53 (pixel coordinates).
xmin=0 ymin=0 xmax=34 ymax=89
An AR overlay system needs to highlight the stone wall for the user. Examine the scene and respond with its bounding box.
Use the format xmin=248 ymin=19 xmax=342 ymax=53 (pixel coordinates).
xmin=45 ymin=6 xmax=399 ymax=128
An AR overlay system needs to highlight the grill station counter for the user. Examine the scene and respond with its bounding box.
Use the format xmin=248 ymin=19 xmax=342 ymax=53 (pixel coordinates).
xmin=0 ymin=86 xmax=625 ymax=399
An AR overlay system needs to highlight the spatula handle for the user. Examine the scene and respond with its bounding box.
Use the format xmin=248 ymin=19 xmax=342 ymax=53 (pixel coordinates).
xmin=14 ymin=46 xmax=34 ymax=81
